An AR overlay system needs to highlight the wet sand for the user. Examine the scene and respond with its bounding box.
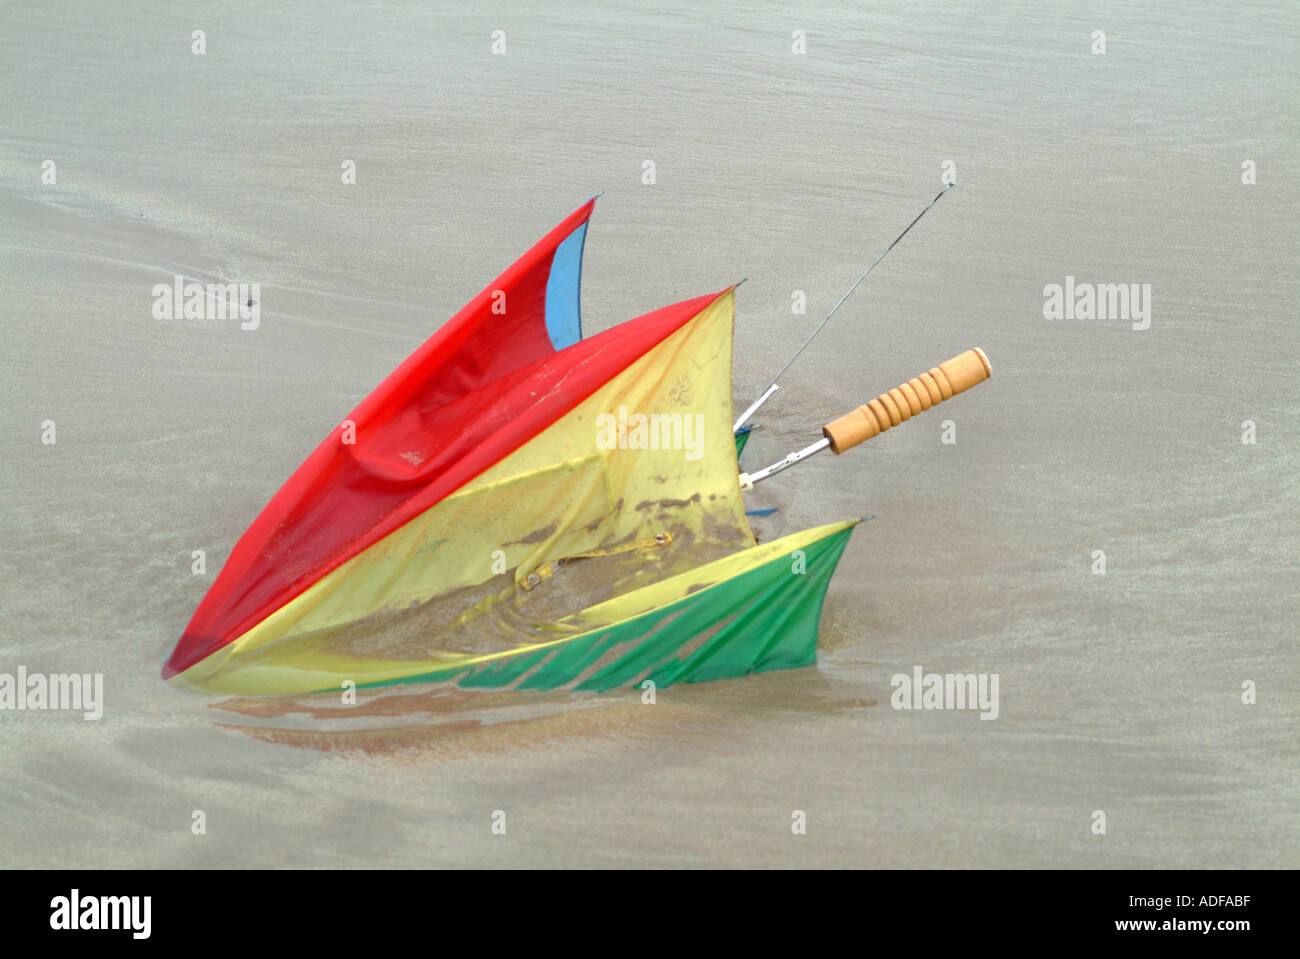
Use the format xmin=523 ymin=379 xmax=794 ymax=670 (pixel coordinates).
xmin=1 ymin=0 xmax=1296 ymax=867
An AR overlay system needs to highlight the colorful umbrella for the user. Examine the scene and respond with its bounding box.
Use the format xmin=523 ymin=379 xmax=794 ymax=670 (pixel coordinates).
xmin=164 ymin=198 xmax=988 ymax=695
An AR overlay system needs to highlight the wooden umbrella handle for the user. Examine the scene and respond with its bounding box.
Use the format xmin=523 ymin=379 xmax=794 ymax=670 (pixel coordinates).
xmin=822 ymin=348 xmax=991 ymax=454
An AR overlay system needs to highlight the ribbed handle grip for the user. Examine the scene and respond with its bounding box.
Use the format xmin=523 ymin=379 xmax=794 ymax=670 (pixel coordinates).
xmin=822 ymin=348 xmax=991 ymax=454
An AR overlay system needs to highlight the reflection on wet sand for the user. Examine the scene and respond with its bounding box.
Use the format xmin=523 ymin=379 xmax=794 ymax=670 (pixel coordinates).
xmin=210 ymin=664 xmax=878 ymax=758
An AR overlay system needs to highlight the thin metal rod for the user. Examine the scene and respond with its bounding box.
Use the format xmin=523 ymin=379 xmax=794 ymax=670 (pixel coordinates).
xmin=733 ymin=383 xmax=778 ymax=433
xmin=741 ymin=437 xmax=831 ymax=487
xmin=733 ymin=183 xmax=955 ymax=431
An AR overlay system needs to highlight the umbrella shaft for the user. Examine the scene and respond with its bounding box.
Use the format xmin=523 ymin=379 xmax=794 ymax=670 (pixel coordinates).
xmin=744 ymin=437 xmax=831 ymax=486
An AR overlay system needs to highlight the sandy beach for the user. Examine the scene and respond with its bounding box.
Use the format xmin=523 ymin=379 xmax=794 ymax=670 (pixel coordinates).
xmin=1 ymin=0 xmax=1296 ymax=868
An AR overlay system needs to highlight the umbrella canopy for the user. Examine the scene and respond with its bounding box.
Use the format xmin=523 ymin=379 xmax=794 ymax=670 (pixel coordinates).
xmin=165 ymin=201 xmax=859 ymax=695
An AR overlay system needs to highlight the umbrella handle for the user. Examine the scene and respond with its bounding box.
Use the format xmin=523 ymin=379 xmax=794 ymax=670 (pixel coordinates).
xmin=822 ymin=348 xmax=991 ymax=454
